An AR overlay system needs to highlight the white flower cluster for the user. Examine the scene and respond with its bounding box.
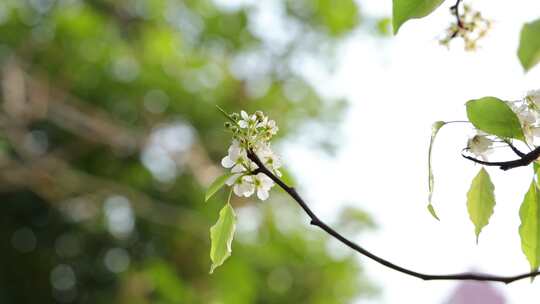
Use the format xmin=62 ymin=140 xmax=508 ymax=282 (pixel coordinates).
xmin=439 ymin=4 xmax=491 ymax=51
xmin=221 ymin=110 xmax=281 ymax=200
xmin=467 ymin=90 xmax=540 ymax=158
xmin=508 ymin=90 xmax=540 ymax=145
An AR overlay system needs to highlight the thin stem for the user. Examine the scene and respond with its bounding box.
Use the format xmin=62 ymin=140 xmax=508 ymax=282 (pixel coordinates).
xmin=445 ymin=120 xmax=470 ymax=124
xmin=247 ymin=149 xmax=540 ymax=283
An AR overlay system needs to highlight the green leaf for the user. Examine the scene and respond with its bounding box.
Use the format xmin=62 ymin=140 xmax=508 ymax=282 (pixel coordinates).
xmin=209 ymin=203 xmax=236 ymax=274
xmin=205 ymin=173 xmax=232 ymax=202
xmin=427 ymin=204 xmax=440 ymax=221
xmin=466 ymin=168 xmax=495 ymax=242
xmin=518 ymin=18 xmax=540 ymax=71
xmin=392 ymin=0 xmax=445 ymax=34
xmin=427 ymin=121 xmax=446 ymax=220
xmin=466 ymin=97 xmax=524 ymax=141
xmin=519 ymin=180 xmax=540 ymax=273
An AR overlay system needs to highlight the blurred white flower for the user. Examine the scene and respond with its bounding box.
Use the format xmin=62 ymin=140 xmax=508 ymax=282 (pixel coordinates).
xmin=258 ymin=117 xmax=279 ymax=135
xmin=467 ymin=134 xmax=492 ymax=158
xmin=526 ymin=89 xmax=540 ymax=108
xmin=507 ymin=96 xmax=540 ymax=145
xmin=522 ymin=123 xmax=540 ymax=146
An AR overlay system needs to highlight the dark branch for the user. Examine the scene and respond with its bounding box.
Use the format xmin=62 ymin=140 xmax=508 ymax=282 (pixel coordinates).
xmin=504 ymin=140 xmax=526 ymax=157
xmin=462 ymin=145 xmax=540 ymax=171
xmin=450 ymin=0 xmax=464 ymax=30
xmin=247 ymin=149 xmax=540 ymax=283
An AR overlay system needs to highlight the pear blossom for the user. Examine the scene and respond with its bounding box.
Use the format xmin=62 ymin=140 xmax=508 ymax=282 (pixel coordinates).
xmin=522 ymin=123 xmax=540 ymax=146
xmin=225 ymin=156 xmax=258 ymax=188
xmin=221 ymin=140 xmax=246 ymax=168
xmin=220 ymin=109 xmax=281 ymax=200
xmin=526 ymin=89 xmax=540 ymax=108
xmin=506 ymin=92 xmax=540 ymax=145
xmin=252 ymin=173 xmax=273 ymax=200
xmin=467 ymin=133 xmax=492 ymax=158
xmin=231 ymin=175 xmax=255 ymax=197
xmin=238 ymin=110 xmax=257 ymax=129
xmin=258 ymin=117 xmax=279 ymax=135
xmin=253 ymin=142 xmax=282 ymax=176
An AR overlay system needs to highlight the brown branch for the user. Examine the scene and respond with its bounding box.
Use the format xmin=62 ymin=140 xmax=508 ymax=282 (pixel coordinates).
xmin=247 ymin=149 xmax=540 ymax=283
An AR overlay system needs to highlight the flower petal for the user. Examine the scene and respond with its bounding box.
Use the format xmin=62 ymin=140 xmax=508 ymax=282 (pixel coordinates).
xmin=231 ymin=164 xmax=246 ymax=173
xmin=257 ymin=188 xmax=269 ymax=200
xmin=221 ymin=156 xmax=235 ymax=168
xmin=241 ymin=111 xmax=249 ymax=120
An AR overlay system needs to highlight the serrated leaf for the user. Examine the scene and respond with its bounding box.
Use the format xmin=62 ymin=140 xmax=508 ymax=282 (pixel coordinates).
xmin=209 ymin=203 xmax=236 ymax=274
xmin=427 ymin=121 xmax=446 ymax=220
xmin=466 ymin=97 xmax=524 ymax=141
xmin=519 ymin=180 xmax=540 ymax=273
xmin=392 ymin=0 xmax=445 ymax=34
xmin=205 ymin=173 xmax=232 ymax=202
xmin=518 ymin=18 xmax=540 ymax=71
xmin=466 ymin=168 xmax=495 ymax=242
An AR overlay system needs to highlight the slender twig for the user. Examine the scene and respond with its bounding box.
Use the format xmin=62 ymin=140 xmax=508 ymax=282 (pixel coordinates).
xmin=247 ymin=149 xmax=540 ymax=283
xmin=503 ymin=140 xmax=527 ymax=157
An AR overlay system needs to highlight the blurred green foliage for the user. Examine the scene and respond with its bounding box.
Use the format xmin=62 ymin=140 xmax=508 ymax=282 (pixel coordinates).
xmin=0 ymin=0 xmax=377 ymax=303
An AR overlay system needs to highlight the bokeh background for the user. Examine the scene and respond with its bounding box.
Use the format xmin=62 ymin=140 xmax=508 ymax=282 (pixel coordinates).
xmin=2 ymin=0 xmax=540 ymax=303
xmin=0 ymin=0 xmax=383 ymax=303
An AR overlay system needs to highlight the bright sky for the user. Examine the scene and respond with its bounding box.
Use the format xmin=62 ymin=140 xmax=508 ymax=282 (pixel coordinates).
xmin=284 ymin=0 xmax=540 ymax=303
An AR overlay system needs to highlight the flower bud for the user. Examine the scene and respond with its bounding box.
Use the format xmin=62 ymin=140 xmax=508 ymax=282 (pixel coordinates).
xmin=230 ymin=113 xmax=240 ymax=121
xmin=255 ymin=111 xmax=265 ymax=120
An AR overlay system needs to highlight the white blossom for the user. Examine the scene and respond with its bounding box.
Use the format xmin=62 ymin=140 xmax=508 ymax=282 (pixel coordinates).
xmin=238 ymin=110 xmax=257 ymax=129
xmin=232 ymin=175 xmax=255 ymax=197
xmin=221 ymin=110 xmax=281 ymax=200
xmin=258 ymin=117 xmax=279 ymax=135
xmin=522 ymin=123 xmax=540 ymax=146
xmin=526 ymin=89 xmax=540 ymax=109
xmin=221 ymin=140 xmax=245 ymax=168
xmin=506 ymin=96 xmax=540 ymax=145
xmin=467 ymin=134 xmax=492 ymax=158
xmin=225 ymin=155 xmax=258 ymax=186
xmin=252 ymin=173 xmax=274 ymax=200
xmin=253 ymin=142 xmax=282 ymax=176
